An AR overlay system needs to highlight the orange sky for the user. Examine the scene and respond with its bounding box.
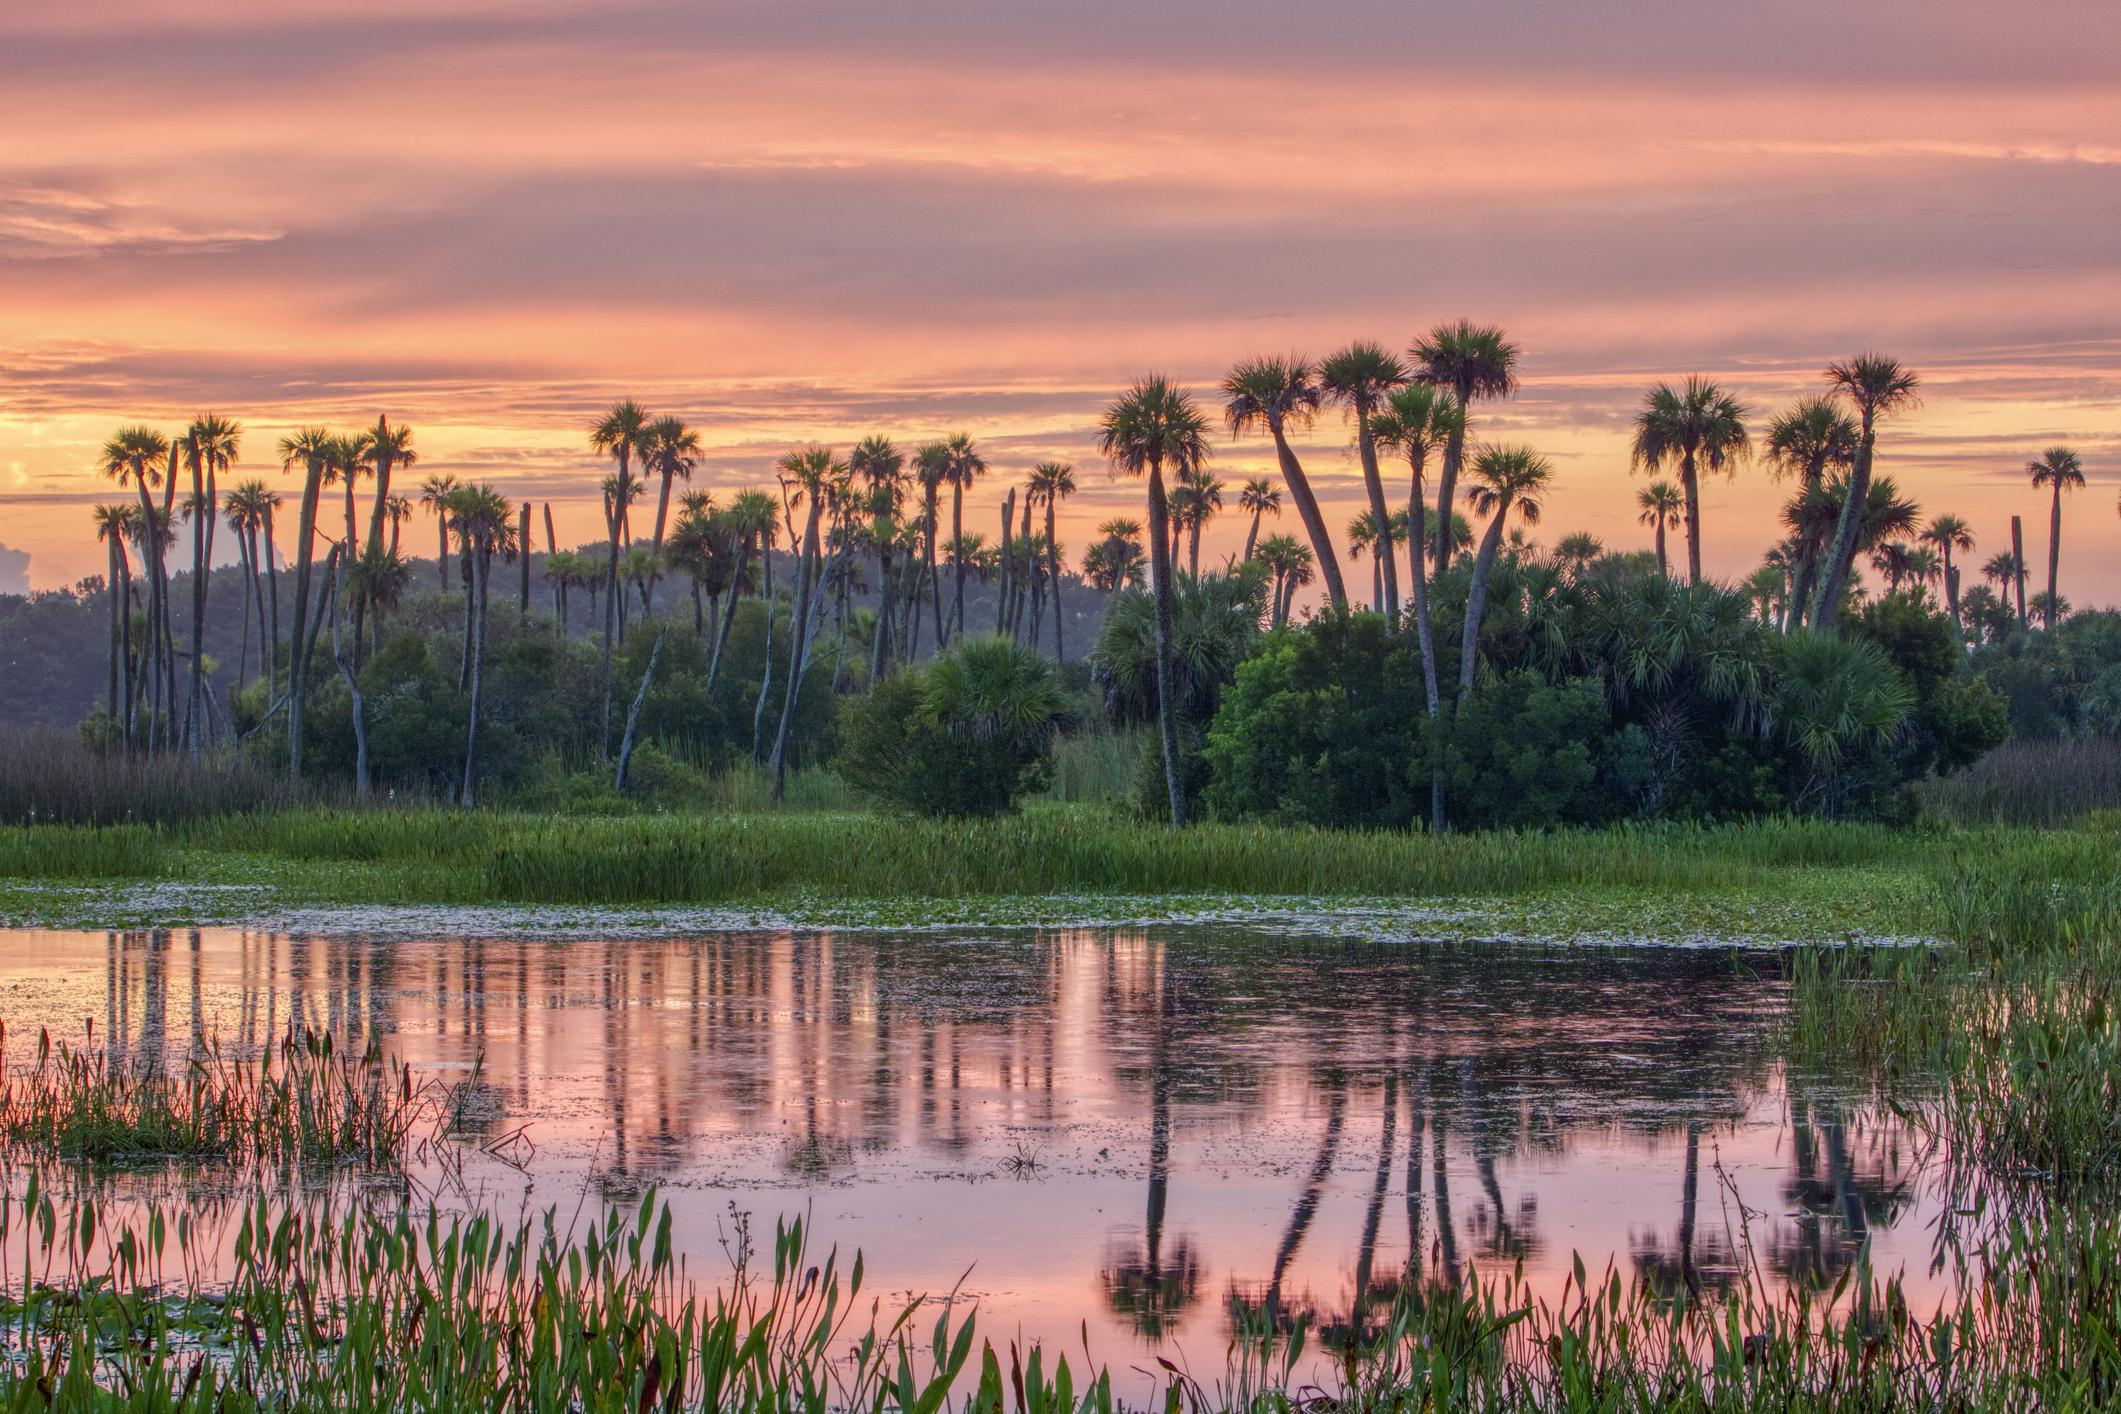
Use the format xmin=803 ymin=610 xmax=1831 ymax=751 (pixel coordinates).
xmin=3 ymin=0 xmax=2117 ymax=605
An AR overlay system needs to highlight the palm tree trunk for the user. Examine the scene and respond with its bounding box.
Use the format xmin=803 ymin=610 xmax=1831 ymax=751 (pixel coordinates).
xmin=949 ymin=482 xmax=966 ymax=645
xmin=768 ymin=498 xmax=825 ymax=798
xmin=367 ymin=450 xmax=392 ymax=551
xmin=2047 ymin=481 xmax=2062 ymax=628
xmin=706 ymin=538 xmax=750 ymax=694
xmin=234 ymin=534 xmax=252 ymax=695
xmin=1243 ymin=508 xmax=1263 ymax=562
xmin=1268 ymin=417 xmax=1348 ymax=611
xmin=1356 ymin=414 xmax=1398 ymax=621
xmin=1459 ymin=502 xmax=1512 ymax=698
xmin=997 ymin=492 xmax=1014 ymax=635
xmin=870 ymin=547 xmax=895 ymax=684
xmin=1408 ymin=467 xmax=1444 ymax=833
xmin=461 ymin=543 xmax=487 ymax=807
xmin=1145 ymin=460 xmax=1187 ymax=827
xmin=329 ymin=550 xmax=368 ymax=801
xmin=1433 ymin=423 xmax=1463 ymax=576
xmin=600 ymin=462 xmax=626 ymax=761
xmin=614 ymin=631 xmax=664 ymax=791
xmin=437 ymin=514 xmax=450 ymax=591
xmin=1654 ymin=521 xmax=1667 ymax=579
xmin=751 ymin=541 xmax=778 ymax=762
xmin=1812 ymin=420 xmax=1877 ymax=631
xmin=344 ymin=475 xmax=359 ymax=561
xmin=1680 ymin=448 xmax=1703 ymax=585
xmin=117 ymin=547 xmax=134 ymax=750
xmin=287 ymin=458 xmax=323 ymax=780
xmin=262 ymin=508 xmax=280 ymax=702
xmin=106 ymin=537 xmax=121 ymax=722
xmin=1047 ymin=502 xmax=1064 ymax=664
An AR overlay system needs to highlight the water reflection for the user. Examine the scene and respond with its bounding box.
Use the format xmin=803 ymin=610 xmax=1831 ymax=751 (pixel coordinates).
xmin=4 ymin=926 xmax=1930 ymax=1359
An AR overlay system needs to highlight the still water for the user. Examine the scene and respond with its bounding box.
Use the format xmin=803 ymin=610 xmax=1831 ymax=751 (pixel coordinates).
xmin=0 ymin=925 xmax=1932 ymax=1374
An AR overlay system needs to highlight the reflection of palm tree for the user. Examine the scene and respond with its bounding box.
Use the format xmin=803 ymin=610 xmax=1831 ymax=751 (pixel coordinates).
xmin=1265 ymin=1075 xmax=1347 ymax=1323
xmin=1102 ymin=955 xmax=1200 ymax=1339
xmin=1678 ymin=1119 xmax=1702 ymax=1296
xmin=1351 ymin=1073 xmax=1398 ymax=1329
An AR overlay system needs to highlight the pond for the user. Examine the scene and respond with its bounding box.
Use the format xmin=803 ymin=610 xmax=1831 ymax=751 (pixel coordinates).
xmin=0 ymin=923 xmax=1934 ymax=1387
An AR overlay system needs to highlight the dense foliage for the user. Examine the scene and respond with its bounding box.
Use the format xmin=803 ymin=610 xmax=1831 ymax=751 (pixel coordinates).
xmin=839 ymin=636 xmax=1067 ymax=816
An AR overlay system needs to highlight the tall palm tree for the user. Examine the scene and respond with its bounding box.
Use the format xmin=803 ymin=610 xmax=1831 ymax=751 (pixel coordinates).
xmin=98 ymin=427 xmax=171 ymax=749
xmin=589 ymin=400 xmax=651 ymax=759
xmin=1764 ymin=398 xmax=1858 ymax=626
xmin=1100 ymin=376 xmax=1211 ymax=826
xmin=709 ymin=488 xmax=778 ymax=692
xmin=851 ymin=436 xmax=904 ymax=672
xmin=1410 ymin=322 xmax=1520 ymax=574
xmin=92 ymin=504 xmax=136 ymax=730
xmin=1256 ymin=534 xmax=1312 ymax=628
xmin=2027 ymin=446 xmax=2086 ymax=629
xmin=450 ymin=484 xmax=513 ymax=807
xmin=1630 ymin=376 xmax=1750 ymax=585
xmin=1636 ymin=481 xmax=1684 ymax=580
xmin=419 ymin=474 xmax=459 ymax=590
xmin=1221 ymin=356 xmax=1348 ymax=610
xmin=1920 ymin=514 xmax=1975 ymax=632
xmin=768 ymin=447 xmax=847 ymax=796
xmin=1176 ymin=468 xmax=1223 ymax=576
xmin=360 ymin=416 xmax=416 ymax=552
xmin=180 ymin=415 xmax=239 ymax=759
xmin=1459 ymin=447 xmax=1554 ymax=697
xmin=1237 ymin=477 xmax=1280 ymax=562
xmin=1812 ymin=355 xmax=1921 ymax=631
xmin=222 ymin=480 xmax=272 ymax=692
xmin=943 ymin=432 xmax=985 ymax=644
xmin=276 ymin=428 xmax=334 ymax=779
xmin=643 ymin=414 xmax=702 ymax=566
xmin=910 ymin=441 xmax=951 ymax=658
xmin=1370 ymin=385 xmax=1455 ymax=830
xmin=1027 ymin=461 xmax=1077 ymax=662
xmin=326 ymin=433 xmax=369 ymax=560
xmin=1319 ymin=342 xmax=1410 ymax=621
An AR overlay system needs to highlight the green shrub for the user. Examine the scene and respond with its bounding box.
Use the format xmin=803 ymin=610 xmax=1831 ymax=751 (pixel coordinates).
xmin=836 ymin=637 xmax=1064 ymax=817
xmin=1433 ymin=672 xmax=1618 ymax=829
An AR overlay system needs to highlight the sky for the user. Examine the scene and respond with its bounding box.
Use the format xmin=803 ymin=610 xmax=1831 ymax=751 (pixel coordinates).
xmin=3 ymin=0 xmax=2118 ymax=607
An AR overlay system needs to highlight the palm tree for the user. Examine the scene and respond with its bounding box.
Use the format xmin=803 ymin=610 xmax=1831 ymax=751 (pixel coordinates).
xmin=642 ymin=415 xmax=702 ymax=601
xmin=359 ymin=416 xmax=416 ymax=554
xmin=2027 ymin=446 xmax=2086 ymax=629
xmin=1370 ymin=385 xmax=1458 ymax=830
xmin=1319 ymin=342 xmax=1410 ymax=621
xmin=276 ymin=428 xmax=333 ymax=779
xmin=222 ymin=481 xmax=270 ymax=692
xmin=769 ymin=447 xmax=849 ymax=797
xmin=942 ymin=432 xmax=986 ymax=644
xmin=1084 ymin=518 xmax=1147 ymax=604
xmin=1459 ymin=447 xmax=1554 ymax=697
xmin=1237 ymin=477 xmax=1280 ymax=562
xmin=450 ymin=484 xmax=513 ymax=807
xmin=419 ymin=475 xmax=459 ymax=589
xmin=852 ymin=436 xmax=905 ymax=671
xmin=1176 ymin=468 xmax=1223 ymax=576
xmin=325 ymin=433 xmax=369 ymax=560
xmin=91 ymin=504 xmax=136 ymax=729
xmin=589 ymin=400 xmax=651 ymax=759
xmin=1256 ymin=533 xmax=1312 ymax=628
xmin=1636 ymin=481 xmax=1685 ymax=579
xmin=1554 ymin=532 xmax=1603 ymax=577
xmin=910 ymin=441 xmax=951 ymax=658
xmin=1100 ymin=376 xmax=1211 ymax=825
xmin=1765 ymin=398 xmax=1859 ymax=626
xmin=709 ymin=488 xmax=778 ymax=693
xmin=1812 ymin=355 xmax=1921 ymax=630
xmin=180 ymin=414 xmax=239 ymax=758
xmin=1981 ymin=549 xmax=2025 ymax=631
xmin=1630 ymin=377 xmax=1750 ymax=585
xmin=1869 ymin=541 xmax=1916 ymax=595
xmin=1221 ymin=356 xmax=1347 ymax=610
xmin=1920 ymin=514 xmax=1975 ymax=631
xmin=98 ymin=427 xmax=171 ymax=750
xmin=1410 ymin=322 xmax=1520 ymax=575
xmin=349 ymin=541 xmax=414 ymax=658
xmin=1027 ymin=461 xmax=1077 ymax=663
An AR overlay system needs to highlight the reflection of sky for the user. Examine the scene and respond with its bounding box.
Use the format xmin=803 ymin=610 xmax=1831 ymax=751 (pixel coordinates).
xmin=1 ymin=0 xmax=2117 ymax=602
xmin=0 ymin=925 xmax=1940 ymax=1394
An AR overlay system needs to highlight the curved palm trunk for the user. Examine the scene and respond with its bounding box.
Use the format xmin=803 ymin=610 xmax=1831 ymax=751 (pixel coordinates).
xmin=600 ymin=456 xmax=628 ymax=761
xmin=366 ymin=450 xmax=393 ymax=551
xmin=1047 ymin=500 xmax=1065 ymax=664
xmin=1355 ymin=413 xmax=1398 ymax=621
xmin=948 ymin=482 xmax=966 ymax=644
xmin=1432 ymin=424 xmax=1463 ymax=576
xmin=1243 ymin=508 xmax=1263 ymax=562
xmin=262 ymin=507 xmax=280 ymax=700
xmin=1459 ymin=499 xmax=1512 ymax=698
xmin=2047 ymin=481 xmax=2063 ymax=628
xmin=1267 ymin=414 xmax=1348 ymax=611
xmin=1812 ymin=418 xmax=1877 ymax=631
xmin=1352 ymin=1074 xmax=1399 ymax=1324
xmin=1145 ymin=459 xmax=1187 ymax=826
xmin=1678 ymin=447 xmax=1704 ymax=584
xmin=706 ymin=536 xmax=751 ymax=693
xmin=287 ymin=458 xmax=326 ymax=780
xmin=1264 ymin=1081 xmax=1347 ymax=1324
xmin=233 ymin=534 xmax=252 ymax=694
xmin=1407 ymin=463 xmax=1444 ymax=832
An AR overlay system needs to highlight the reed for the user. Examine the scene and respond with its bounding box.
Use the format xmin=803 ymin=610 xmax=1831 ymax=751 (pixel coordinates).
xmin=0 ymin=824 xmax=164 ymax=878
xmin=0 ymin=1023 xmax=435 ymax=1168
xmin=1917 ymin=736 xmax=2121 ymax=825
xmin=0 ymin=725 xmax=301 ymax=827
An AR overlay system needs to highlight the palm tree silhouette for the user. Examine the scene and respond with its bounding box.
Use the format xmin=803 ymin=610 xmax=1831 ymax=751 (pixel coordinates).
xmin=450 ymin=484 xmax=514 ymax=806
xmin=418 ymin=474 xmax=458 ymax=590
xmin=1410 ymin=322 xmax=1519 ymax=576
xmin=1813 ymin=355 xmax=1921 ymax=630
xmin=2027 ymin=447 xmax=2085 ymax=629
xmin=1635 ymin=481 xmax=1684 ymax=580
xmin=1236 ymin=477 xmax=1280 ymax=563
xmin=943 ymin=432 xmax=986 ymax=645
xmin=1459 ymin=448 xmax=1554 ymax=698
xmin=1100 ymin=377 xmax=1211 ymax=826
xmin=91 ymin=503 xmax=136 ymax=728
xmin=644 ymin=415 xmax=701 ymax=562
xmin=1320 ymin=343 xmax=1410 ymax=622
xmin=99 ymin=427 xmax=170 ymax=751
xmin=275 ymin=427 xmax=334 ymax=778
xmin=1920 ymin=514 xmax=1975 ymax=631
xmin=590 ymin=401 xmax=651 ymax=759
xmin=1764 ymin=399 xmax=1857 ymax=627
xmin=1371 ymin=385 xmax=1457 ymax=831
xmin=1630 ymin=377 xmax=1750 ymax=585
xmin=1256 ymin=534 xmax=1311 ymax=628
xmin=1222 ymin=356 xmax=1347 ymax=612
xmin=358 ymin=416 xmax=416 ymax=554
xmin=769 ymin=446 xmax=848 ymax=798
xmin=1027 ymin=461 xmax=1077 ymax=662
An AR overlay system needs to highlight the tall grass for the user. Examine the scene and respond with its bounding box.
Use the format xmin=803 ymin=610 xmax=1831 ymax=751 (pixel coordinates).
xmin=0 ymin=725 xmax=302 ymax=827
xmin=1918 ymin=736 xmax=2121 ymax=825
xmin=0 ymin=824 xmax=164 ymax=878
xmin=0 ymin=1023 xmax=437 ymax=1168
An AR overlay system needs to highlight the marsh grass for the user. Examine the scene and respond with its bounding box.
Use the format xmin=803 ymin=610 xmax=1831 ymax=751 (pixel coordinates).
xmin=0 ymin=825 xmax=164 ymax=878
xmin=1917 ymin=737 xmax=2121 ymax=825
xmin=0 ymin=727 xmax=302 ymax=828
xmin=0 ymin=1023 xmax=436 ymax=1169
